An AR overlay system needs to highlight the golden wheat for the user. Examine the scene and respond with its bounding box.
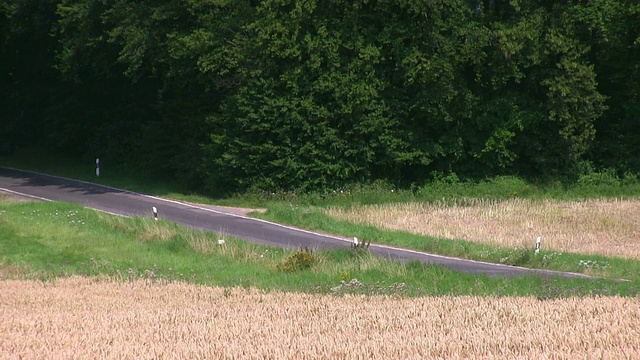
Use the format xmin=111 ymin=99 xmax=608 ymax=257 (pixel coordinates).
xmin=1 ymin=277 xmax=638 ymax=359
xmin=325 ymin=199 xmax=640 ymax=259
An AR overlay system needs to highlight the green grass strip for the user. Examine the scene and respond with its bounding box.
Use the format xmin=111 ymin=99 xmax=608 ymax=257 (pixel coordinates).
xmin=1 ymin=200 xmax=639 ymax=298
xmin=255 ymin=203 xmax=640 ymax=282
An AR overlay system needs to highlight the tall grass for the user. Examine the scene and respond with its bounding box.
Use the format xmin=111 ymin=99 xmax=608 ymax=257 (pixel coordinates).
xmin=220 ymin=173 xmax=640 ymax=207
xmin=4 ymin=149 xmax=640 ymax=206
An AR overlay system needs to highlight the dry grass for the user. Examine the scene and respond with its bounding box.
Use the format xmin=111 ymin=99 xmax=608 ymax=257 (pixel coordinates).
xmin=0 ymin=277 xmax=638 ymax=359
xmin=0 ymin=263 xmax=30 ymax=278
xmin=325 ymin=199 xmax=640 ymax=259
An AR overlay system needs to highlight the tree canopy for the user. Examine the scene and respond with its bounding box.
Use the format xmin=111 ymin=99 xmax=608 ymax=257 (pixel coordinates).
xmin=1 ymin=0 xmax=638 ymax=195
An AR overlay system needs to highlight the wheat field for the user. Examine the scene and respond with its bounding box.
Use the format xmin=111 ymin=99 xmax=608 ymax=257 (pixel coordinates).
xmin=1 ymin=276 xmax=639 ymax=359
xmin=325 ymin=198 xmax=640 ymax=259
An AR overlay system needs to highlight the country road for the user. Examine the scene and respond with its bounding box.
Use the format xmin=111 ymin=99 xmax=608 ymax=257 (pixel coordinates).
xmin=0 ymin=166 xmax=590 ymax=278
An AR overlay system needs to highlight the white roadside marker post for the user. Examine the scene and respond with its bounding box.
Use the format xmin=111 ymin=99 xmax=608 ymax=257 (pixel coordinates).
xmin=152 ymin=206 xmax=158 ymax=221
xmin=535 ymin=236 xmax=541 ymax=255
xmin=96 ymin=158 xmax=100 ymax=177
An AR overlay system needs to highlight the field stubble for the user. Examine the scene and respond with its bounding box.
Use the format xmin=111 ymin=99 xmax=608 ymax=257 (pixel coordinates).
xmin=2 ymin=276 xmax=640 ymax=359
xmin=325 ymin=198 xmax=640 ymax=259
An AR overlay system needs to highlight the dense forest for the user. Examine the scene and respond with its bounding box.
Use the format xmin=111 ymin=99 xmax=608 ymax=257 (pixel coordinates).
xmin=1 ymin=0 xmax=639 ymax=195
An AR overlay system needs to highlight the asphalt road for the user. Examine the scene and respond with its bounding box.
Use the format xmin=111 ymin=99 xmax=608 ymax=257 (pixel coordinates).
xmin=0 ymin=166 xmax=590 ymax=278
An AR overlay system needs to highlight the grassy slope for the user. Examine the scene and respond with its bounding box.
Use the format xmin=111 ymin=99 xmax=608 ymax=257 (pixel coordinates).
xmin=254 ymin=203 xmax=640 ymax=281
xmin=1 ymin=199 xmax=637 ymax=297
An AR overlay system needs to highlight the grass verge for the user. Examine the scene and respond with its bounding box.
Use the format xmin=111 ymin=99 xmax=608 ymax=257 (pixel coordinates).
xmin=1 ymin=199 xmax=638 ymax=297
xmin=254 ymin=203 xmax=640 ymax=282
xmin=3 ymin=150 xmax=640 ymax=282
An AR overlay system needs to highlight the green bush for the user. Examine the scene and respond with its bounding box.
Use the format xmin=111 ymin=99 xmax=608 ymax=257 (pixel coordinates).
xmin=277 ymin=249 xmax=316 ymax=273
xmin=578 ymin=168 xmax=621 ymax=187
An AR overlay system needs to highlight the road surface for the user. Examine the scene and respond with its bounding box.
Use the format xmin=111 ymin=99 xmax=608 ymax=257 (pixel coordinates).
xmin=0 ymin=166 xmax=590 ymax=278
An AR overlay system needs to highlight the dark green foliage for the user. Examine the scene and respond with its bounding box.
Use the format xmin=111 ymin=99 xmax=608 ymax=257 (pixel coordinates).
xmin=1 ymin=0 xmax=638 ymax=194
xmin=200 ymin=1 xmax=414 ymax=193
xmin=0 ymin=0 xmax=61 ymax=153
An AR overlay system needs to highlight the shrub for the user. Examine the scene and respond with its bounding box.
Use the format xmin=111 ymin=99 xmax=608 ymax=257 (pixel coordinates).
xmin=577 ymin=168 xmax=621 ymax=187
xmin=277 ymin=249 xmax=316 ymax=272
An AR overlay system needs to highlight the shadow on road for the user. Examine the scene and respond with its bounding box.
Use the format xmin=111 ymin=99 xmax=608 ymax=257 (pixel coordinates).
xmin=0 ymin=166 xmax=127 ymax=196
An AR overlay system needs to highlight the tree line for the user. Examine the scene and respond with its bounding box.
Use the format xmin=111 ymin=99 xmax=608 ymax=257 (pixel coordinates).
xmin=1 ymin=0 xmax=639 ymax=195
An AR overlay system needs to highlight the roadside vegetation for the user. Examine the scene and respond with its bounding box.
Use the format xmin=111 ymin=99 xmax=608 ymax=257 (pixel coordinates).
xmin=2 ymin=153 xmax=640 ymax=283
xmin=1 ymin=193 xmax=638 ymax=298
